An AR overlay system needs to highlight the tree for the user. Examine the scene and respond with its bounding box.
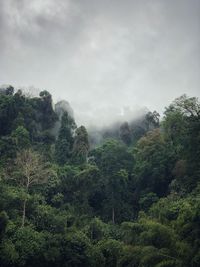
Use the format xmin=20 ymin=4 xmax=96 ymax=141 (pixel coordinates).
xmin=14 ymin=149 xmax=52 ymax=227
xmin=11 ymin=126 xmax=30 ymax=149
xmin=73 ymin=164 xmax=101 ymax=214
xmin=139 ymin=192 xmax=159 ymax=211
xmin=144 ymin=111 xmax=160 ymax=131
xmin=162 ymin=95 xmax=200 ymax=191
xmin=72 ymin=126 xmax=89 ymax=164
xmin=96 ymin=239 xmax=123 ymax=267
xmin=38 ymin=90 xmax=57 ymax=130
xmin=163 ymin=112 xmax=186 ymax=157
xmin=165 ymin=94 xmax=200 ymax=118
xmin=109 ymin=169 xmax=129 ymax=224
xmin=55 ymin=112 xmax=76 ymax=165
xmin=59 ymin=230 xmax=91 ymax=267
xmin=119 ymin=122 xmax=132 ymax=145
xmin=133 ymin=129 xmax=175 ymax=197
xmin=91 ymin=139 xmax=133 ymax=175
xmin=0 ymin=92 xmax=16 ymax=136
xmin=0 ymin=85 xmax=14 ymax=96
xmin=90 ymin=139 xmax=133 ymax=222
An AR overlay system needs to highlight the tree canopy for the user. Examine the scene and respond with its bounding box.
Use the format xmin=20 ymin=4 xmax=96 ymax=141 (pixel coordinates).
xmin=0 ymin=89 xmax=199 ymax=267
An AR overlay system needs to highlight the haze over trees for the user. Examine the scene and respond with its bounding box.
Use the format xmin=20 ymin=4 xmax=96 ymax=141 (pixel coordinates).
xmin=0 ymin=86 xmax=199 ymax=267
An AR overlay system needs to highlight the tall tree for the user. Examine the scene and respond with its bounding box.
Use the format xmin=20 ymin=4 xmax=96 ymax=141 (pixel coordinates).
xmin=162 ymin=95 xmax=200 ymax=191
xmin=72 ymin=126 xmax=89 ymax=164
xmin=90 ymin=139 xmax=133 ymax=222
xmin=14 ymin=149 xmax=52 ymax=227
xmin=38 ymin=90 xmax=57 ymax=130
xmin=133 ymin=129 xmax=175 ymax=197
xmin=55 ymin=112 xmax=76 ymax=165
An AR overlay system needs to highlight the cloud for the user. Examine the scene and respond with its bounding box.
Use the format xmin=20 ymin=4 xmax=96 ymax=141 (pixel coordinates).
xmin=0 ymin=0 xmax=200 ymax=126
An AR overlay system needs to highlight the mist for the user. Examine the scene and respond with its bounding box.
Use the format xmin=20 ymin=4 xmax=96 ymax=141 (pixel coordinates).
xmin=0 ymin=0 xmax=200 ymax=127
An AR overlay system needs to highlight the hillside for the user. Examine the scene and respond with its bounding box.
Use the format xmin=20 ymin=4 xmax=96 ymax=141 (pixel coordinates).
xmin=0 ymin=86 xmax=200 ymax=267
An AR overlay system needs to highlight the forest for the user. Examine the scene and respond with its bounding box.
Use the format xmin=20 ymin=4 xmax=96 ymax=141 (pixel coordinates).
xmin=0 ymin=85 xmax=199 ymax=267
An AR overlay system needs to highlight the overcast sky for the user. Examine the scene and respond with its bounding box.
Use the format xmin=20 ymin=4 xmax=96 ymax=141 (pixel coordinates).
xmin=0 ymin=0 xmax=200 ymax=126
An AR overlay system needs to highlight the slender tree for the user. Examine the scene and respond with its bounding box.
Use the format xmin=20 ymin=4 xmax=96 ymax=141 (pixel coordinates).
xmin=15 ymin=149 xmax=52 ymax=227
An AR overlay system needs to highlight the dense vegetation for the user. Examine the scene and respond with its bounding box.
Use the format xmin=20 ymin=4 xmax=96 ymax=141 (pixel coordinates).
xmin=0 ymin=86 xmax=199 ymax=267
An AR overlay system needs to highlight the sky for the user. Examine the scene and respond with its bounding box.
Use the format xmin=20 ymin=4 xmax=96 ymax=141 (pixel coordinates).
xmin=0 ymin=0 xmax=200 ymax=127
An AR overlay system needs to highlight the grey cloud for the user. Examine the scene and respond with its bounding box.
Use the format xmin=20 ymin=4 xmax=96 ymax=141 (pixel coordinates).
xmin=0 ymin=0 xmax=199 ymax=126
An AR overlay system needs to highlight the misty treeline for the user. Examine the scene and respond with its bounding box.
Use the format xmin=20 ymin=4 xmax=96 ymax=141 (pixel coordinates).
xmin=0 ymin=85 xmax=200 ymax=267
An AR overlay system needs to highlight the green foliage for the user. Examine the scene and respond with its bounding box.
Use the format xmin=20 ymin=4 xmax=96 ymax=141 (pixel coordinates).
xmin=0 ymin=239 xmax=19 ymax=266
xmin=162 ymin=94 xmax=200 ymax=191
xmin=96 ymin=239 xmax=123 ymax=267
xmin=12 ymin=226 xmax=45 ymax=265
xmin=38 ymin=90 xmax=58 ymax=130
xmin=133 ymin=129 xmax=175 ymax=197
xmin=118 ymin=245 xmax=142 ymax=267
xmin=0 ymin=88 xmax=199 ymax=266
xmin=139 ymin=192 xmax=158 ymax=211
xmin=91 ymin=139 xmax=133 ymax=174
xmin=0 ymin=211 xmax=8 ymax=240
xmin=144 ymin=110 xmax=160 ymax=131
xmin=32 ymin=204 xmax=69 ymax=233
xmin=72 ymin=125 xmax=89 ymax=164
xmin=55 ymin=112 xmax=76 ymax=165
xmin=11 ymin=126 xmax=30 ymax=149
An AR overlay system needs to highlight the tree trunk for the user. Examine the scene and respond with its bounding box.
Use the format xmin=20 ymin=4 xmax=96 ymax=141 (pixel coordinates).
xmin=112 ymin=207 xmax=115 ymax=224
